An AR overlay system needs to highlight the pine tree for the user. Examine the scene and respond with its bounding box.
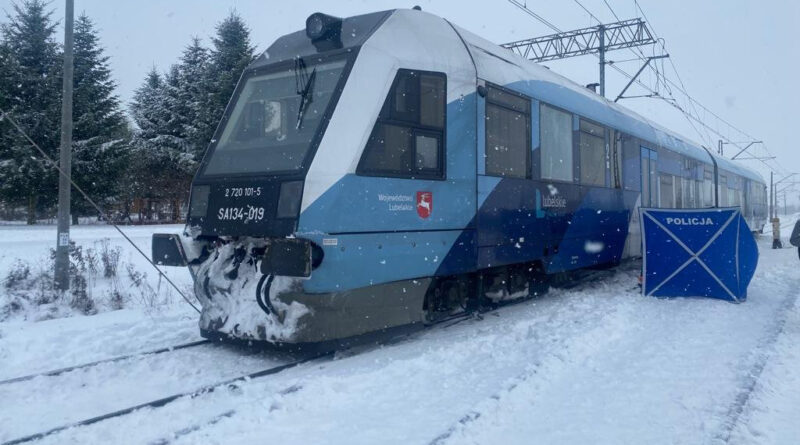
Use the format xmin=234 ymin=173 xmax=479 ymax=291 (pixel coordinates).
xmin=207 ymin=12 xmax=255 ymax=144
xmin=130 ymin=68 xmax=167 ymax=140
xmin=70 ymin=14 xmax=129 ymax=223
xmin=0 ymin=0 xmax=62 ymax=224
xmin=176 ymin=37 xmax=215 ymax=164
xmin=126 ymin=68 xmax=165 ymax=220
xmin=129 ymin=65 xmax=193 ymax=222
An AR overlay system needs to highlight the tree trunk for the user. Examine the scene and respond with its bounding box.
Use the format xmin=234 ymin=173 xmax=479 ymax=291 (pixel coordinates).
xmin=172 ymin=198 xmax=180 ymax=222
xmin=26 ymin=194 xmax=38 ymax=225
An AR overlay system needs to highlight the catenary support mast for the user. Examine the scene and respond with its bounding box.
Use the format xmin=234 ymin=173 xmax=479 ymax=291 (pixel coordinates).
xmin=55 ymin=0 xmax=74 ymax=291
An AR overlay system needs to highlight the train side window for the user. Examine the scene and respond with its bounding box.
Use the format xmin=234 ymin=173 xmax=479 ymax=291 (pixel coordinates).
xmin=579 ymin=119 xmax=606 ymax=186
xmin=621 ymin=135 xmax=640 ymax=191
xmin=358 ymin=70 xmax=446 ymax=179
xmin=540 ymin=103 xmax=573 ymax=182
xmin=700 ymin=168 xmax=712 ymax=207
xmin=660 ymin=174 xmax=675 ymax=208
xmin=420 ymin=76 xmax=445 ymax=128
xmin=485 ymin=85 xmax=530 ymax=179
xmin=674 ymin=175 xmax=683 ymax=208
xmin=719 ymin=174 xmax=728 ymax=206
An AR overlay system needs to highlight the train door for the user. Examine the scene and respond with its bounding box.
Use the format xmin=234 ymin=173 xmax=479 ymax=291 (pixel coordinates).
xmin=640 ymin=147 xmax=658 ymax=207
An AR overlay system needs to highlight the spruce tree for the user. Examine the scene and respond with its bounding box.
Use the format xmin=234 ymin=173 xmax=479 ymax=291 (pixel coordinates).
xmin=207 ymin=12 xmax=255 ymax=145
xmin=70 ymin=14 xmax=129 ymax=223
xmin=130 ymin=68 xmax=167 ymax=141
xmin=0 ymin=0 xmax=62 ymax=224
xmin=127 ymin=68 xmax=166 ymax=220
xmin=129 ymin=65 xmax=193 ymax=222
xmin=176 ymin=37 xmax=215 ymax=164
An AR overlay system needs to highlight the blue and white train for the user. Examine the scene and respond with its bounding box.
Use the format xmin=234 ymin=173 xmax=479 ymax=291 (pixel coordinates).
xmin=153 ymin=8 xmax=768 ymax=345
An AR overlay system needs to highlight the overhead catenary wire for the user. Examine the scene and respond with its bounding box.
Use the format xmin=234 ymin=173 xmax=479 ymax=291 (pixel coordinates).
xmin=510 ymin=0 xmax=713 ymax=146
xmin=564 ymin=0 xmax=773 ymax=166
xmin=0 ymin=108 xmax=201 ymax=314
xmin=631 ymin=0 xmax=782 ymax=173
xmin=596 ymin=0 xmax=715 ymax=147
xmin=509 ymin=0 xmax=780 ymax=176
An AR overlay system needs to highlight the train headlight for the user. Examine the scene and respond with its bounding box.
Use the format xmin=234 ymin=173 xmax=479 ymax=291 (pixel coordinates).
xmin=189 ymin=185 xmax=210 ymax=218
xmin=305 ymin=13 xmax=342 ymax=46
xmin=277 ymin=181 xmax=303 ymax=219
xmin=306 ymin=14 xmax=326 ymax=40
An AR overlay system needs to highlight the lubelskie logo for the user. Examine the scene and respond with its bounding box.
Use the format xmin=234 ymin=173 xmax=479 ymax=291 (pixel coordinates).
xmin=417 ymin=191 xmax=432 ymax=218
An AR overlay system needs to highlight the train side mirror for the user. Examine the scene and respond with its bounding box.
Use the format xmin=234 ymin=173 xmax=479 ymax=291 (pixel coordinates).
xmin=152 ymin=234 xmax=187 ymax=267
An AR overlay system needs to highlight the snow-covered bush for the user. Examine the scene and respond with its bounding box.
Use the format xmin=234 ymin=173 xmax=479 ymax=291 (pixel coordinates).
xmin=0 ymin=238 xmax=164 ymax=322
xmin=125 ymin=262 xmax=160 ymax=309
xmin=99 ymin=238 xmax=121 ymax=278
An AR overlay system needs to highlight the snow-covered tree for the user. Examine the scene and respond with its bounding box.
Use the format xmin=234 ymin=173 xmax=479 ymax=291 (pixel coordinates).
xmin=207 ymin=12 xmax=255 ymax=144
xmin=128 ymin=65 xmax=193 ymax=222
xmin=70 ymin=14 xmax=129 ymax=223
xmin=176 ymin=37 xmax=216 ymax=163
xmin=0 ymin=0 xmax=62 ymax=224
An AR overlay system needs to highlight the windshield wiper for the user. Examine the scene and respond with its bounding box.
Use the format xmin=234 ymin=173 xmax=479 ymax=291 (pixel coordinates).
xmin=294 ymin=57 xmax=317 ymax=130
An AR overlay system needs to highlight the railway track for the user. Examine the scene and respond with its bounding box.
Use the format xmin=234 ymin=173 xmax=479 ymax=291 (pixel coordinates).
xmin=0 ymin=352 xmax=332 ymax=445
xmin=0 ymin=340 xmax=210 ymax=386
xmin=0 ymin=266 xmax=630 ymax=445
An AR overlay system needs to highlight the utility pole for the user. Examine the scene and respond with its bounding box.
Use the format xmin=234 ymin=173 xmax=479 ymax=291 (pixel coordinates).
xmin=54 ymin=0 xmax=74 ymax=291
xmin=718 ymin=140 xmax=723 ymax=156
xmin=598 ymin=24 xmax=605 ymax=97
xmin=769 ymin=172 xmax=773 ymax=219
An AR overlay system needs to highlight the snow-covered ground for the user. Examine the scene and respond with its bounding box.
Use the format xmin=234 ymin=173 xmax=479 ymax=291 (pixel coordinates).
xmin=0 ymin=223 xmax=798 ymax=444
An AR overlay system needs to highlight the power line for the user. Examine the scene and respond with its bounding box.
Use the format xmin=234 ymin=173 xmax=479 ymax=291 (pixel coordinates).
xmin=509 ymin=1 xmax=709 ymax=145
xmin=508 ymin=0 xmax=780 ymax=175
xmin=599 ymin=0 xmax=714 ymax=146
xmin=631 ymin=0 xmax=781 ymax=172
xmin=573 ymin=0 xmax=777 ymax=173
xmin=572 ymin=0 xmax=601 ymax=24
xmin=0 ymin=108 xmax=201 ymax=314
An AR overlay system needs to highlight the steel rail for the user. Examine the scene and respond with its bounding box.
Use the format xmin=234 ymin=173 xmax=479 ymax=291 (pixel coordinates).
xmin=0 ymin=340 xmax=210 ymax=386
xmin=0 ymin=352 xmax=331 ymax=445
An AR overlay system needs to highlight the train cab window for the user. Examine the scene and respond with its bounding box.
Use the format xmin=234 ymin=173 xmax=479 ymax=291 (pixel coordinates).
xmin=358 ymin=69 xmax=446 ymax=179
xmin=540 ymin=103 xmax=573 ymax=182
xmin=485 ymin=86 xmax=530 ymax=178
xmin=579 ymin=119 xmax=606 ymax=186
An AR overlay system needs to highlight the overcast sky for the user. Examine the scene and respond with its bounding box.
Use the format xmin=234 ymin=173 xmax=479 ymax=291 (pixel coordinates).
xmin=2 ymin=0 xmax=798 ymax=200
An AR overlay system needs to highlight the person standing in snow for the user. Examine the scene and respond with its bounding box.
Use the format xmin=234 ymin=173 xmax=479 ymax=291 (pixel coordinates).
xmin=771 ymin=217 xmax=783 ymax=249
xmin=790 ymin=219 xmax=800 ymax=260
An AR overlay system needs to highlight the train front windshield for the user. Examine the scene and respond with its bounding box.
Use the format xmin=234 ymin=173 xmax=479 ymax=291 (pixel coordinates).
xmin=202 ymin=58 xmax=348 ymax=176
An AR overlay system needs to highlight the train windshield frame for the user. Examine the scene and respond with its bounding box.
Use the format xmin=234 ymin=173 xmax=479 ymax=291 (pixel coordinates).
xmin=200 ymin=54 xmax=353 ymax=177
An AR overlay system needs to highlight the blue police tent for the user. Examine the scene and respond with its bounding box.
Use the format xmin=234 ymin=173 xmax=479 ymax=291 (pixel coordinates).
xmin=640 ymin=207 xmax=758 ymax=302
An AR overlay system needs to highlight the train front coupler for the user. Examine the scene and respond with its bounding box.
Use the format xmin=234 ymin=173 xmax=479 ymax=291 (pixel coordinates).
xmin=152 ymin=231 xmax=322 ymax=342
